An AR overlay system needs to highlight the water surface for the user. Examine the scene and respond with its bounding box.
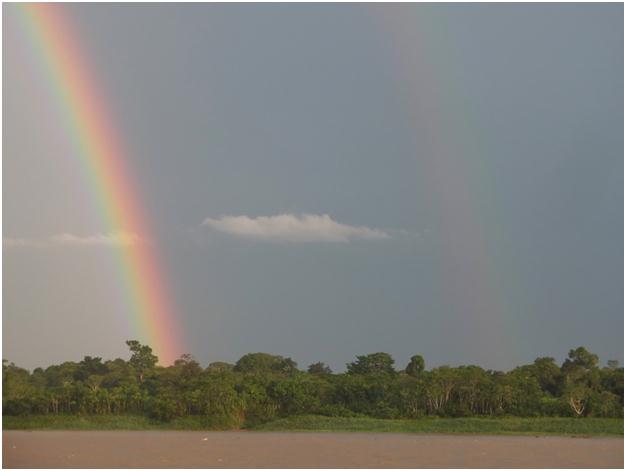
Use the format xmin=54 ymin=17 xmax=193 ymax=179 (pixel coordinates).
xmin=3 ymin=430 xmax=623 ymax=468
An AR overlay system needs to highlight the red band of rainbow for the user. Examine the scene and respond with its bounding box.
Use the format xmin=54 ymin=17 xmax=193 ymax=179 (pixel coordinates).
xmin=17 ymin=3 xmax=183 ymax=364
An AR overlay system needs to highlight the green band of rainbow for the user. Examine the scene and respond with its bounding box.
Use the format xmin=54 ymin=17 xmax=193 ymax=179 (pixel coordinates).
xmin=17 ymin=3 xmax=183 ymax=364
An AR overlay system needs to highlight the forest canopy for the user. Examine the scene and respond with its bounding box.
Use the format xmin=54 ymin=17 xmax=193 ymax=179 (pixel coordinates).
xmin=3 ymin=343 xmax=622 ymax=428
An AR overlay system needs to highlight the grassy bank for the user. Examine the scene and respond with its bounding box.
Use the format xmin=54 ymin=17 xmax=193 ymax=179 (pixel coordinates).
xmin=3 ymin=415 xmax=219 ymax=431
xmin=252 ymin=416 xmax=624 ymax=436
xmin=4 ymin=415 xmax=624 ymax=436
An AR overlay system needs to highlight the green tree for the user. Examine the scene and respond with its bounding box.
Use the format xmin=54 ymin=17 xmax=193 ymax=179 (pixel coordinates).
xmin=453 ymin=366 xmax=490 ymax=416
xmin=561 ymin=347 xmax=602 ymax=396
xmin=529 ymin=357 xmax=562 ymax=396
xmin=502 ymin=367 xmax=543 ymax=416
xmin=238 ymin=375 xmax=279 ymax=425
xmin=3 ymin=343 xmax=624 ymax=422
xmin=206 ymin=362 xmax=234 ymax=373
xmin=562 ymin=347 xmax=599 ymax=373
xmin=270 ymin=373 xmax=331 ymax=416
xmin=173 ymin=354 xmax=203 ymax=380
xmin=423 ymin=366 xmax=456 ymax=415
xmin=607 ymin=360 xmax=620 ymax=370
xmin=126 ymin=340 xmax=158 ymax=382
xmin=75 ymin=356 xmax=107 ymax=381
xmin=392 ymin=375 xmax=425 ymax=418
xmin=347 ymin=353 xmax=396 ymax=375
xmin=234 ymin=353 xmax=297 ymax=375
xmin=197 ymin=376 xmax=244 ymax=428
xmin=564 ymin=384 xmax=590 ymax=417
xmin=308 ymin=362 xmax=332 ymax=375
xmin=405 ymin=355 xmax=425 ymax=378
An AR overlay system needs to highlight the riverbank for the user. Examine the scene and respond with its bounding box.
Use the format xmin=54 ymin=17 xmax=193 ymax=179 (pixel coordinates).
xmin=253 ymin=415 xmax=624 ymax=436
xmin=4 ymin=415 xmax=623 ymax=436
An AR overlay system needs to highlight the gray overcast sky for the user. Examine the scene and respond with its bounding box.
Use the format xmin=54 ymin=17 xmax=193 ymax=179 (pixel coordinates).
xmin=3 ymin=3 xmax=623 ymax=371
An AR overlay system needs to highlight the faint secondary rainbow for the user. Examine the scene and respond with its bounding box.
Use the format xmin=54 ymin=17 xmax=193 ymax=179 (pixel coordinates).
xmin=16 ymin=3 xmax=183 ymax=364
xmin=372 ymin=7 xmax=521 ymax=365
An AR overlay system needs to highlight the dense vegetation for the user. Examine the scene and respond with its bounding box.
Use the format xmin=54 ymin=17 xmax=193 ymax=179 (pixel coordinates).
xmin=3 ymin=343 xmax=623 ymax=431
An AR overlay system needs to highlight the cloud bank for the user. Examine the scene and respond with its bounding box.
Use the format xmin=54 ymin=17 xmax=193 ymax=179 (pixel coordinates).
xmin=3 ymin=232 xmax=141 ymax=249
xmin=202 ymin=213 xmax=390 ymax=243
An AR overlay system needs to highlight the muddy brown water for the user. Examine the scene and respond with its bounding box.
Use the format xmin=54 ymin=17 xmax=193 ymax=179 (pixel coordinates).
xmin=3 ymin=431 xmax=623 ymax=468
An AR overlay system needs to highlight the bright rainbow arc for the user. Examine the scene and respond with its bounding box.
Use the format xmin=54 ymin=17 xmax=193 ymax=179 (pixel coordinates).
xmin=17 ymin=3 xmax=183 ymax=364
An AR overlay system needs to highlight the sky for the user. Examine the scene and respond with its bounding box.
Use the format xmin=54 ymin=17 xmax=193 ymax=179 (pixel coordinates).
xmin=3 ymin=3 xmax=623 ymax=371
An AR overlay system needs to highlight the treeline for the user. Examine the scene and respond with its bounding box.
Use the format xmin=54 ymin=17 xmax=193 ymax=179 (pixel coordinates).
xmin=3 ymin=342 xmax=623 ymax=428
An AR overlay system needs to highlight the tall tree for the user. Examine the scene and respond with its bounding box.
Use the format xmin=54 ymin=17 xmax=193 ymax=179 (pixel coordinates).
xmin=562 ymin=347 xmax=599 ymax=372
xmin=347 ymin=352 xmax=396 ymax=375
xmin=126 ymin=340 xmax=158 ymax=382
xmin=405 ymin=355 xmax=425 ymax=378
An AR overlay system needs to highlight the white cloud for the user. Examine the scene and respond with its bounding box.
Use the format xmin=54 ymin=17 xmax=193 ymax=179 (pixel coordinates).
xmin=3 ymin=232 xmax=141 ymax=249
xmin=202 ymin=213 xmax=390 ymax=243
xmin=3 ymin=238 xmax=47 ymax=249
xmin=51 ymin=232 xmax=141 ymax=246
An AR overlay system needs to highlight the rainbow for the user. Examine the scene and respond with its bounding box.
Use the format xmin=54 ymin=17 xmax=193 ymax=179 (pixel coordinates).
xmin=16 ymin=3 xmax=183 ymax=364
xmin=373 ymin=7 xmax=521 ymax=365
